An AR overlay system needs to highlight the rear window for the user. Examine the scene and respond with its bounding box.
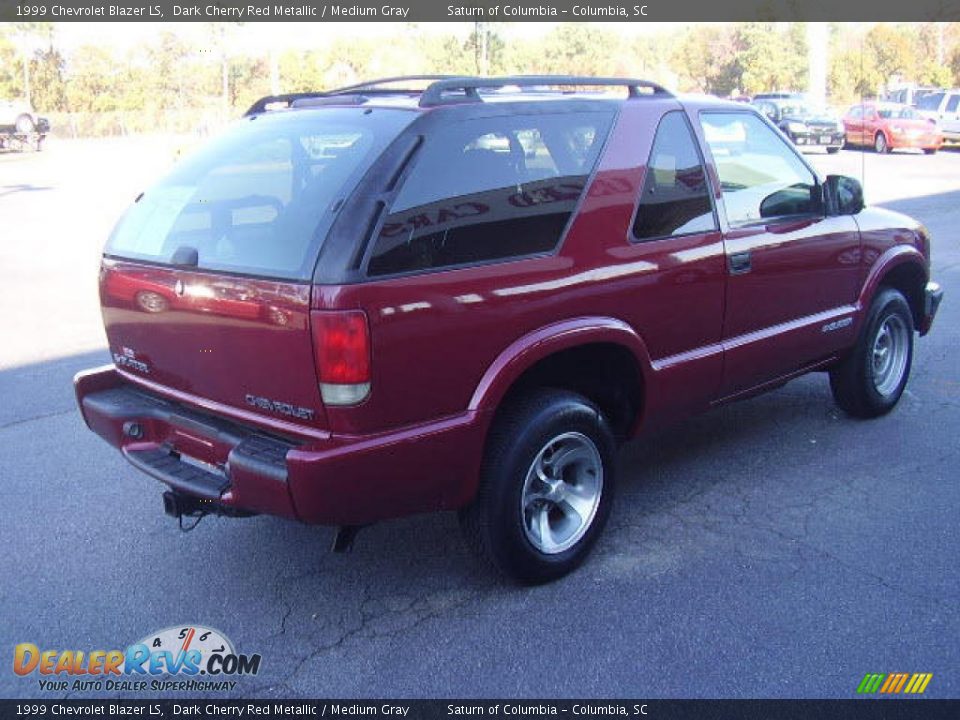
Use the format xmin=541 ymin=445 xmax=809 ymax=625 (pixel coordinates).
xmin=367 ymin=110 xmax=614 ymax=277
xmin=106 ymin=108 xmax=414 ymax=280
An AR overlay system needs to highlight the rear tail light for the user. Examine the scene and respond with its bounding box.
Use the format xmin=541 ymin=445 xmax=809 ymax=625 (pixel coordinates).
xmin=311 ymin=310 xmax=371 ymax=406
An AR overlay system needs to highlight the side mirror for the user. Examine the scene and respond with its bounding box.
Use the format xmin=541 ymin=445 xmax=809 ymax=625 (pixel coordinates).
xmin=824 ymin=175 xmax=864 ymax=216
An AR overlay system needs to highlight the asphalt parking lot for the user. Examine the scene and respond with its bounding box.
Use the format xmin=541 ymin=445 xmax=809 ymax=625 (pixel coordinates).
xmin=1 ymin=139 xmax=958 ymax=699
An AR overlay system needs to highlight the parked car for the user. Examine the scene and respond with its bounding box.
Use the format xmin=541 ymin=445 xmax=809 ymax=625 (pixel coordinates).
xmin=915 ymin=89 xmax=960 ymax=145
xmin=752 ymin=91 xmax=805 ymax=101
xmin=0 ymin=97 xmax=42 ymax=133
xmin=883 ymin=85 xmax=941 ymax=109
xmin=753 ymin=98 xmax=845 ymax=152
xmin=74 ymin=75 xmax=943 ymax=583
xmin=843 ymin=102 xmax=943 ymax=154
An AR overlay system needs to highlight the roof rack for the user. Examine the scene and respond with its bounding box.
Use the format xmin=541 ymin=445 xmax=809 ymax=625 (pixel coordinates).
xmin=244 ymin=92 xmax=328 ymax=116
xmin=418 ymin=75 xmax=673 ymax=107
xmin=243 ymin=75 xmax=672 ymax=116
xmin=325 ymin=75 xmax=463 ymax=96
xmin=244 ymin=76 xmax=465 ymax=116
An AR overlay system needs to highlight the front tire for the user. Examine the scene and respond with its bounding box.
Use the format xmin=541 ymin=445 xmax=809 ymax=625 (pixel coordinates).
xmin=827 ymin=146 xmax=840 ymax=154
xmin=830 ymin=288 xmax=914 ymax=418
xmin=459 ymin=389 xmax=616 ymax=584
xmin=923 ymin=148 xmax=938 ymax=155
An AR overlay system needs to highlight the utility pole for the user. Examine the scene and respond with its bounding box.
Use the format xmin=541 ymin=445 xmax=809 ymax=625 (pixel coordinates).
xmin=475 ymin=22 xmax=489 ymax=76
xmin=807 ymin=23 xmax=828 ymax=106
xmin=270 ymin=48 xmax=280 ymax=95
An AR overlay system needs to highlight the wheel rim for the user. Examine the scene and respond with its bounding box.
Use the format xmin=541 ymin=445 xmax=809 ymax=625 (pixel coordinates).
xmin=520 ymin=431 xmax=603 ymax=555
xmin=875 ymin=134 xmax=886 ymax=153
xmin=871 ymin=315 xmax=909 ymax=397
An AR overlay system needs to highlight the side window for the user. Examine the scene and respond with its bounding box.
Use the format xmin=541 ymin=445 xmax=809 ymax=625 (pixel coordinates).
xmin=367 ymin=111 xmax=614 ymax=277
xmin=917 ymin=92 xmax=944 ymax=111
xmin=699 ymin=112 xmax=820 ymax=226
xmin=632 ymin=112 xmax=716 ymax=241
xmin=848 ymin=106 xmax=863 ymax=120
xmin=946 ymin=95 xmax=960 ymax=113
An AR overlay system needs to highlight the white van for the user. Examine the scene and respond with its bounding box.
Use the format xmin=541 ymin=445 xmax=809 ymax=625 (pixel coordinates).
xmin=916 ymin=90 xmax=960 ymax=142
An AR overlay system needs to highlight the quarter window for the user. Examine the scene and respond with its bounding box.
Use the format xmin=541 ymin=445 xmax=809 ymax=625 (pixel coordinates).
xmin=946 ymin=95 xmax=960 ymax=113
xmin=632 ymin=112 xmax=715 ymax=241
xmin=367 ymin=111 xmax=614 ymax=277
xmin=699 ymin=112 xmax=820 ymax=226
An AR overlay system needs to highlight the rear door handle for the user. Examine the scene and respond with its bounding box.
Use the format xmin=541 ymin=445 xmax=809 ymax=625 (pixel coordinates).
xmin=728 ymin=251 xmax=752 ymax=275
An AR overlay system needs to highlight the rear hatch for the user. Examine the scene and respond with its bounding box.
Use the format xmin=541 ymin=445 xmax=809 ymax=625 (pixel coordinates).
xmin=100 ymin=107 xmax=415 ymax=432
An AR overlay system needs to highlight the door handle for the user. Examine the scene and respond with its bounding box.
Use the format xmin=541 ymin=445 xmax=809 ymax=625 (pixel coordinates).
xmin=728 ymin=251 xmax=752 ymax=275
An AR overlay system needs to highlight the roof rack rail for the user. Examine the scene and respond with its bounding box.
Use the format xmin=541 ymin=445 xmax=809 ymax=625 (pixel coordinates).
xmin=244 ymin=76 xmax=466 ymax=116
xmin=244 ymin=92 xmax=328 ymax=116
xmin=243 ymin=75 xmax=673 ymax=116
xmin=418 ymin=75 xmax=673 ymax=107
xmin=325 ymin=75 xmax=464 ymax=96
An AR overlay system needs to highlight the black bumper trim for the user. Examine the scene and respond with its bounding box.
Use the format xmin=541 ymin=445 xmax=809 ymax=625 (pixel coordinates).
xmin=83 ymin=384 xmax=296 ymax=496
xmin=922 ymin=281 xmax=943 ymax=336
xmin=125 ymin=446 xmax=229 ymax=500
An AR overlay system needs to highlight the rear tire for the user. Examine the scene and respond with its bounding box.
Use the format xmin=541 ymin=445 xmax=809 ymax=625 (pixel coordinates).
xmin=830 ymin=288 xmax=913 ymax=418
xmin=15 ymin=114 xmax=34 ymax=134
xmin=827 ymin=146 xmax=840 ymax=154
xmin=459 ymin=389 xmax=616 ymax=584
xmin=923 ymin=148 xmax=938 ymax=155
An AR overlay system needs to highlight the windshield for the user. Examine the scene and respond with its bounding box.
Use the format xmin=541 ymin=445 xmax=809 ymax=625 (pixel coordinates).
xmin=877 ymin=106 xmax=918 ymax=120
xmin=106 ymin=107 xmax=415 ymax=280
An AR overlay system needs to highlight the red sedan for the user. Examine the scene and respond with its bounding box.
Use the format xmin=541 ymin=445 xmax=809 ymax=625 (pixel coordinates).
xmin=843 ymin=102 xmax=943 ymax=154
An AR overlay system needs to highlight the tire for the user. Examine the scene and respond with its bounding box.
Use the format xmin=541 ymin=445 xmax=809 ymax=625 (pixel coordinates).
xmin=830 ymin=287 xmax=914 ymax=418
xmin=923 ymin=148 xmax=938 ymax=155
xmin=827 ymin=146 xmax=840 ymax=154
xmin=15 ymin=114 xmax=35 ymax=134
xmin=459 ymin=388 xmax=616 ymax=584
xmin=874 ymin=132 xmax=890 ymax=154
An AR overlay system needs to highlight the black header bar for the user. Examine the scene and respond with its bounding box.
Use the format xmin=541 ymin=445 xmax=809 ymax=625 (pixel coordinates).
xmin=1 ymin=0 xmax=959 ymax=22
xmin=2 ymin=700 xmax=960 ymax=720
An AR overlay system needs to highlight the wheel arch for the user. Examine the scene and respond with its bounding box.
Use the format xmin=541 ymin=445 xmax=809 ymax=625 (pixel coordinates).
xmin=859 ymin=246 xmax=928 ymax=332
xmin=469 ymin=317 xmax=652 ymax=442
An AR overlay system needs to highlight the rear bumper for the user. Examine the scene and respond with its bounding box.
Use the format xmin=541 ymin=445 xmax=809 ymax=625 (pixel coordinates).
xmin=920 ymin=281 xmax=943 ymax=336
xmin=75 ymin=367 xmax=486 ymax=525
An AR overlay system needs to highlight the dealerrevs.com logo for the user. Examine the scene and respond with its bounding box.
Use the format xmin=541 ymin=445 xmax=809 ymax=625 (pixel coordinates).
xmin=856 ymin=673 xmax=934 ymax=695
xmin=13 ymin=625 xmax=261 ymax=693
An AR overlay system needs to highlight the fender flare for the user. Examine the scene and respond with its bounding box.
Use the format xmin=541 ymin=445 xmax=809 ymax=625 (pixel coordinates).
xmin=467 ymin=316 xmax=654 ymax=417
xmin=856 ymin=245 xmax=928 ymax=326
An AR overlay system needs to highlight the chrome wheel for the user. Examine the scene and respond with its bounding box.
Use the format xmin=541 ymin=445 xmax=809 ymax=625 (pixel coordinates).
xmin=875 ymin=133 xmax=888 ymax=153
xmin=871 ymin=315 xmax=909 ymax=397
xmin=520 ymin=431 xmax=603 ymax=555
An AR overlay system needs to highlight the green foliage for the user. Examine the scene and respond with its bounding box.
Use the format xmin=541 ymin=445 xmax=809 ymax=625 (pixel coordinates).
xmin=735 ymin=23 xmax=807 ymax=95
xmin=29 ymin=48 xmax=66 ymax=112
xmin=8 ymin=22 xmax=959 ymax=138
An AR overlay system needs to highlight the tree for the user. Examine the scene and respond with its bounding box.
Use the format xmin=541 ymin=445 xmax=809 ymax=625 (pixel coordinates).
xmin=734 ymin=23 xmax=807 ymax=95
xmin=672 ymin=25 xmax=740 ymax=96
xmin=863 ymin=24 xmax=917 ymax=88
xmin=29 ymin=48 xmax=66 ymax=112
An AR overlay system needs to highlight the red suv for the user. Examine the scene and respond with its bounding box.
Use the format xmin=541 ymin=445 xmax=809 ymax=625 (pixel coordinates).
xmin=75 ymin=76 xmax=943 ymax=583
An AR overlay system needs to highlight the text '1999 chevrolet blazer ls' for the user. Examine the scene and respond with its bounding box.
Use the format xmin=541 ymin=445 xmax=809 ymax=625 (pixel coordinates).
xmin=75 ymin=76 xmax=943 ymax=582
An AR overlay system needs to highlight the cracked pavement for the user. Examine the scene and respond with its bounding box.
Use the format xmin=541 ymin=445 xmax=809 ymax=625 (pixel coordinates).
xmin=1 ymin=140 xmax=958 ymax=699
